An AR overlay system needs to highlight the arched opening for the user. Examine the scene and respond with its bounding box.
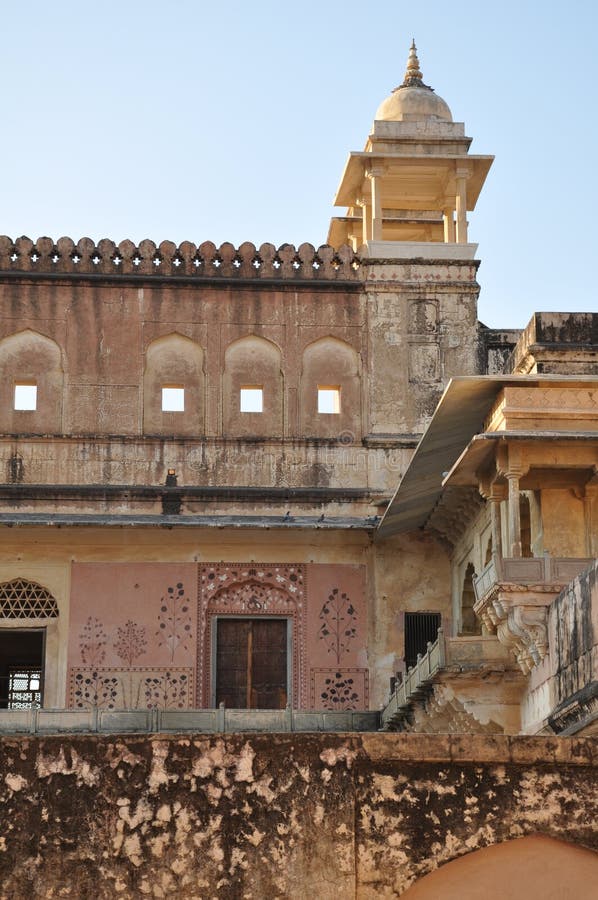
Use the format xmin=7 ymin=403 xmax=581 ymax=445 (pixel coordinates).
xmin=222 ymin=335 xmax=283 ymax=438
xmin=0 ymin=579 xmax=59 ymax=709
xmin=401 ymin=834 xmax=598 ymax=899
xmin=299 ymin=336 xmax=362 ymax=439
xmin=459 ymin=562 xmax=481 ymax=635
xmin=0 ymin=329 xmax=64 ymax=435
xmin=520 ymin=493 xmax=532 ymax=557
xmin=143 ymin=333 xmax=204 ymax=436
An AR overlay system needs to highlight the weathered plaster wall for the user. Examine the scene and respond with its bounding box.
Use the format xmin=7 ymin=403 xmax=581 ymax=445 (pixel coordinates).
xmin=541 ymin=489 xmax=587 ymax=558
xmin=0 ymin=733 xmax=596 ymax=899
xmin=519 ymin=561 xmax=598 ymax=735
xmin=369 ymin=532 xmax=452 ymax=706
xmin=365 ymin=262 xmax=481 ymax=436
xmin=0 ymin=524 xmax=467 ymax=711
xmin=0 ymin=529 xmax=375 ymax=711
xmin=0 ymin=252 xmax=483 ymax=513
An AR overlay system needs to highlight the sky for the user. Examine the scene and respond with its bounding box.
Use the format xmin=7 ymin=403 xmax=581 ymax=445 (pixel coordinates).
xmin=1 ymin=1 xmax=597 ymax=328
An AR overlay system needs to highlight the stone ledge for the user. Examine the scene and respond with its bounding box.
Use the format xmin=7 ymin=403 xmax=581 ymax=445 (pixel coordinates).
xmin=359 ymin=732 xmax=598 ymax=766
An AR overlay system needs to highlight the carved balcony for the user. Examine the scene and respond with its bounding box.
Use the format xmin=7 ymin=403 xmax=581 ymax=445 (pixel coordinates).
xmin=381 ymin=629 xmax=515 ymax=730
xmin=473 ymin=554 xmax=594 ymax=674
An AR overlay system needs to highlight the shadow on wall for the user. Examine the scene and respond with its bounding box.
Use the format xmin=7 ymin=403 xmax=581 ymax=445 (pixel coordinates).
xmin=402 ymin=835 xmax=598 ymax=899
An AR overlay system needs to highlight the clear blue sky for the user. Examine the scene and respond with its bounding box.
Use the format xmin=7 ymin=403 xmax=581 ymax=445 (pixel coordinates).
xmin=2 ymin=1 xmax=596 ymax=328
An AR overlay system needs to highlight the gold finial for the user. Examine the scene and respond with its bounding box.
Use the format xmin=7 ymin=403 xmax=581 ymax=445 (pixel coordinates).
xmin=394 ymin=40 xmax=433 ymax=92
xmin=404 ymin=40 xmax=423 ymax=84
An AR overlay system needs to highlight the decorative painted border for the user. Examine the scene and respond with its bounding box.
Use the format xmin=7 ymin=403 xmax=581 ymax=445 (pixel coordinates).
xmin=68 ymin=666 xmax=194 ymax=710
xmin=197 ymin=563 xmax=307 ymax=707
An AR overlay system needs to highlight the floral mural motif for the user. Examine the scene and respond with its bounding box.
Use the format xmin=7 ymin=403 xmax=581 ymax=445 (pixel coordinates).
xmin=144 ymin=671 xmax=189 ymax=709
xmin=200 ymin=565 xmax=304 ymax=604
xmin=114 ymin=620 xmax=147 ymax=667
xmin=73 ymin=671 xmax=118 ymax=709
xmin=310 ymin=667 xmax=369 ymax=712
xmin=156 ymin=582 xmax=193 ymax=662
xmin=79 ymin=616 xmax=107 ymax=667
xmin=319 ymin=671 xmax=360 ymax=710
xmin=318 ymin=588 xmax=357 ymax=664
xmin=70 ymin=667 xmax=194 ymax=710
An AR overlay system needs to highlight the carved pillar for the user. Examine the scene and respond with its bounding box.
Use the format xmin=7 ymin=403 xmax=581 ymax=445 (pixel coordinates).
xmin=479 ymin=478 xmax=505 ymax=560
xmin=367 ymin=166 xmax=385 ymax=241
xmin=506 ymin=471 xmax=522 ymax=558
xmin=490 ymin=496 xmax=503 ymax=559
xmin=455 ymin=167 xmax=470 ymax=244
xmin=443 ymin=208 xmax=456 ymax=243
xmin=357 ymin=196 xmax=371 ymax=247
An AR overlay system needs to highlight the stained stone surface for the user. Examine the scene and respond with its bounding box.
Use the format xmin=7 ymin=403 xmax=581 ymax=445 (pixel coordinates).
xmin=0 ymin=733 xmax=596 ymax=899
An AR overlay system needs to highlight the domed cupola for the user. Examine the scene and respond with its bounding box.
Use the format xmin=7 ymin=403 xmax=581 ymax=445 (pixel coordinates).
xmin=375 ymin=41 xmax=453 ymax=123
xmin=327 ymin=41 xmax=493 ymax=257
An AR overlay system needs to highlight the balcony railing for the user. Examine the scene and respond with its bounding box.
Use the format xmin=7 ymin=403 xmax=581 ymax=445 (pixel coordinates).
xmin=0 ymin=705 xmax=380 ymax=735
xmin=381 ymin=629 xmax=446 ymax=730
xmin=473 ymin=554 xmax=594 ymax=605
xmin=380 ymin=629 xmax=517 ymax=730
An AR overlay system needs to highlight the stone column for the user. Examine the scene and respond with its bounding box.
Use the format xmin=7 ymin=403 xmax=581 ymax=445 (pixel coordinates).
xmin=479 ymin=478 xmax=505 ymax=562
xmin=367 ymin=167 xmax=384 ymax=241
xmin=443 ymin=209 xmax=456 ymax=243
xmin=489 ymin=494 xmax=503 ymax=559
xmin=357 ymin=197 xmax=371 ymax=247
xmin=455 ymin=169 xmax=469 ymax=244
xmin=506 ymin=471 xmax=522 ymax=558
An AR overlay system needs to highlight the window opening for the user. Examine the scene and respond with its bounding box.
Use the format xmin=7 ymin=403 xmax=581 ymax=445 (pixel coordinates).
xmin=8 ymin=667 xmax=42 ymax=708
xmin=0 ymin=629 xmax=45 ymax=709
xmin=460 ymin=562 xmax=481 ymax=635
xmin=404 ymin=612 xmax=441 ymax=670
xmin=240 ymin=386 xmax=263 ymax=413
xmin=161 ymin=385 xmax=185 ymax=412
xmin=14 ymin=382 xmax=37 ymax=411
xmin=0 ymin=579 xmax=59 ymax=618
xmin=215 ymin=618 xmax=288 ymax=709
xmin=318 ymin=386 xmax=341 ymax=414
xmin=520 ymin=494 xmax=532 ymax=558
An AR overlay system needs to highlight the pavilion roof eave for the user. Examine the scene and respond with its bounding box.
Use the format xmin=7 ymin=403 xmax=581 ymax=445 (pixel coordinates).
xmin=376 ymin=375 xmax=598 ymax=540
xmin=333 ymin=153 xmax=494 ymax=210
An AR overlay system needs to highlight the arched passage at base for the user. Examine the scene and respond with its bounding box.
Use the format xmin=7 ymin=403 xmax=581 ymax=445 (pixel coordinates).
xmin=402 ymin=835 xmax=598 ymax=899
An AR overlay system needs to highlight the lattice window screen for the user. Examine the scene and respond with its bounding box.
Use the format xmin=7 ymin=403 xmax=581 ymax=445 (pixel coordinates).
xmin=0 ymin=579 xmax=59 ymax=618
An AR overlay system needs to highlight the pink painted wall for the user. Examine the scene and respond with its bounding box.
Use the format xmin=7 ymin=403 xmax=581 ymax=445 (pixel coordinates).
xmin=67 ymin=562 xmax=367 ymax=710
xmin=67 ymin=563 xmax=197 ymax=710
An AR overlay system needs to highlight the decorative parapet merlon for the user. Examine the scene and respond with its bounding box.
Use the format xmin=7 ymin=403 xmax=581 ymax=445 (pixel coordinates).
xmin=473 ymin=554 xmax=594 ymax=674
xmin=0 ymin=237 xmax=362 ymax=281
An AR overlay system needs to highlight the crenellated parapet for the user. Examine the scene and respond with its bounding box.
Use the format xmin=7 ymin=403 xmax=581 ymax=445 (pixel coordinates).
xmin=0 ymin=236 xmax=362 ymax=281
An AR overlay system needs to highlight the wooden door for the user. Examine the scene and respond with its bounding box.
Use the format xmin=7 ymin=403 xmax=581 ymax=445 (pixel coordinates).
xmin=216 ymin=618 xmax=288 ymax=709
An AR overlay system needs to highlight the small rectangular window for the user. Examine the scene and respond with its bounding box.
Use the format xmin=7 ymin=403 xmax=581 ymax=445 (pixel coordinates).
xmin=162 ymin=386 xmax=185 ymax=412
xmin=240 ymin=386 xmax=263 ymax=413
xmin=14 ymin=383 xmax=37 ymax=411
xmin=404 ymin=612 xmax=441 ymax=670
xmin=317 ymin=386 xmax=340 ymax=414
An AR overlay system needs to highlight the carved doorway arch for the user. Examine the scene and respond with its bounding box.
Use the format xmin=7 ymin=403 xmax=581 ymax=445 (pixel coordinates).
xmin=197 ymin=564 xmax=307 ymax=708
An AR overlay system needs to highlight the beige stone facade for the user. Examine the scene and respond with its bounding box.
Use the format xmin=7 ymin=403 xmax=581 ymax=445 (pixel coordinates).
xmin=1 ymin=39 xmax=598 ymax=898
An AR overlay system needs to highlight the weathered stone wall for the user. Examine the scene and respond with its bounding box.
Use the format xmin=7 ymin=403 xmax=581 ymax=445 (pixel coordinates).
xmin=0 ymin=733 xmax=596 ymax=899
xmin=548 ymin=561 xmax=598 ymax=734
xmin=508 ymin=312 xmax=598 ymax=375
xmin=0 ymin=238 xmax=483 ymax=510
